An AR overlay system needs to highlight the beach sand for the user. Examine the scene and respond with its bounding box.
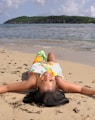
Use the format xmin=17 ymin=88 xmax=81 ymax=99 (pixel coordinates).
xmin=0 ymin=48 xmax=95 ymax=120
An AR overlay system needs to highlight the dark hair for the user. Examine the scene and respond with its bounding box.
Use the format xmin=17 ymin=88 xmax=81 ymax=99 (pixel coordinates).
xmin=23 ymin=89 xmax=69 ymax=107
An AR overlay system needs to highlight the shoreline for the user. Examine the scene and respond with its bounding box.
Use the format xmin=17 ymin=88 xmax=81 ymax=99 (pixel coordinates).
xmin=0 ymin=47 xmax=95 ymax=120
xmin=1 ymin=44 xmax=95 ymax=67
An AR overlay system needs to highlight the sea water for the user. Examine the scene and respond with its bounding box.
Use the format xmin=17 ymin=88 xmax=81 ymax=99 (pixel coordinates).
xmin=0 ymin=23 xmax=95 ymax=66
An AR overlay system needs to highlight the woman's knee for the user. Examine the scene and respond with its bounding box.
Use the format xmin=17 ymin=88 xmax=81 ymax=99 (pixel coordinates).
xmin=47 ymin=52 xmax=55 ymax=62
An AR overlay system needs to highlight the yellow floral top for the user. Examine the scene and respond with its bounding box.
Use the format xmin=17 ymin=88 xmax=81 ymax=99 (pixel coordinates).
xmin=29 ymin=62 xmax=63 ymax=77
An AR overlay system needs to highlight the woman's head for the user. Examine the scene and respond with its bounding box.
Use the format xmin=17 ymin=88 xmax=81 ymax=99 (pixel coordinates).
xmin=23 ymin=89 xmax=69 ymax=107
xmin=23 ymin=72 xmax=69 ymax=107
xmin=38 ymin=72 xmax=57 ymax=93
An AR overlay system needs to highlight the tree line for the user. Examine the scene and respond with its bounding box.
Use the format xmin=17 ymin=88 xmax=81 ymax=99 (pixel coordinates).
xmin=4 ymin=15 xmax=95 ymax=24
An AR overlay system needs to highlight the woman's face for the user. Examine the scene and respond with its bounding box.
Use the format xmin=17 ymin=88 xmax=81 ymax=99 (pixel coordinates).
xmin=38 ymin=72 xmax=57 ymax=93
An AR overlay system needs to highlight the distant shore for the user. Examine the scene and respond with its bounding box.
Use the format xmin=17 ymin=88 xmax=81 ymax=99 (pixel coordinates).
xmin=4 ymin=15 xmax=95 ymax=24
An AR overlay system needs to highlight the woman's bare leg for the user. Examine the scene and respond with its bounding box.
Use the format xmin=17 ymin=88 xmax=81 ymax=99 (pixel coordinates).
xmin=47 ymin=52 xmax=56 ymax=62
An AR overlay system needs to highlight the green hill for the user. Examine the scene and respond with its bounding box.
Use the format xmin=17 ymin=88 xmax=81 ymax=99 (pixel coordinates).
xmin=4 ymin=15 xmax=95 ymax=24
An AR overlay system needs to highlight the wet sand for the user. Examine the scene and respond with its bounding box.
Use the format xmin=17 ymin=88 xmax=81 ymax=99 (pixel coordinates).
xmin=2 ymin=44 xmax=95 ymax=66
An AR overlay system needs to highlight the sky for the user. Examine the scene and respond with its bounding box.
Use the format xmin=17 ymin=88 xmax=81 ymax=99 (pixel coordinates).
xmin=0 ymin=0 xmax=95 ymax=24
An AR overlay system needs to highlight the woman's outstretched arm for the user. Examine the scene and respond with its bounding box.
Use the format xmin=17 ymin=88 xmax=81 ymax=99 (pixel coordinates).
xmin=56 ymin=76 xmax=95 ymax=95
xmin=0 ymin=75 xmax=37 ymax=94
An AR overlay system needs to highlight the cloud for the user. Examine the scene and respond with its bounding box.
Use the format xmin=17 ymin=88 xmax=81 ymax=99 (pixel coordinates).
xmin=0 ymin=0 xmax=48 ymax=19
xmin=33 ymin=0 xmax=46 ymax=5
xmin=90 ymin=5 xmax=95 ymax=17
xmin=4 ymin=0 xmax=28 ymax=8
xmin=59 ymin=0 xmax=79 ymax=16
xmin=0 ymin=0 xmax=47 ymax=10
xmin=50 ymin=0 xmax=95 ymax=17
xmin=0 ymin=0 xmax=94 ymax=17
xmin=0 ymin=0 xmax=30 ymax=19
xmin=0 ymin=0 xmax=28 ymax=17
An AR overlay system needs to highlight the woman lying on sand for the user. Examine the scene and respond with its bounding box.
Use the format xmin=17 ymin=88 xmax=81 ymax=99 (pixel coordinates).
xmin=0 ymin=50 xmax=95 ymax=107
